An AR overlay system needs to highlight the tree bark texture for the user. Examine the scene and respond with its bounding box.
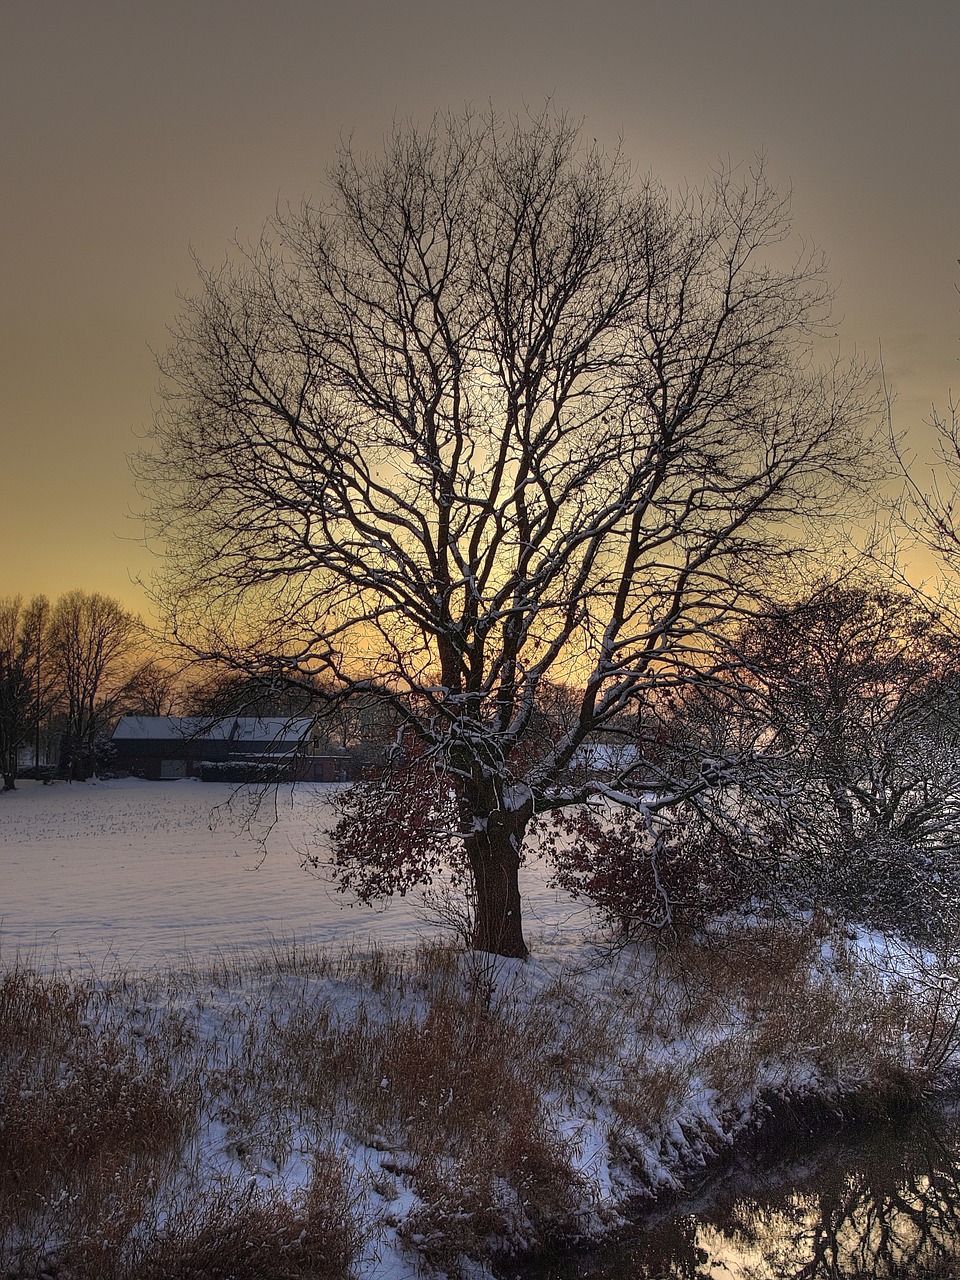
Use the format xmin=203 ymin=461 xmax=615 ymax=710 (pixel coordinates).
xmin=464 ymin=807 xmax=530 ymax=959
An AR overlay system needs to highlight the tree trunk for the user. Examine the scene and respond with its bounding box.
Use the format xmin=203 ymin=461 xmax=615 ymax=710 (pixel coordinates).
xmin=463 ymin=803 xmax=531 ymax=959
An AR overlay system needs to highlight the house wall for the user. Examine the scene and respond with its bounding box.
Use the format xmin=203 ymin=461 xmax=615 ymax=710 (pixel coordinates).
xmin=113 ymin=736 xmax=233 ymax=778
xmin=292 ymin=755 xmax=355 ymax=783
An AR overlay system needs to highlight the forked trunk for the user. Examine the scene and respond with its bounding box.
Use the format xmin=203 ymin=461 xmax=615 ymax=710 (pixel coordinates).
xmin=463 ymin=803 xmax=531 ymax=959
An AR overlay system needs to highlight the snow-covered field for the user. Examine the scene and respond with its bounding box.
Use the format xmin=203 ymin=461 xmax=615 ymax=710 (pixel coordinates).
xmin=3 ymin=778 xmax=956 ymax=1279
xmin=0 ymin=778 xmax=583 ymax=971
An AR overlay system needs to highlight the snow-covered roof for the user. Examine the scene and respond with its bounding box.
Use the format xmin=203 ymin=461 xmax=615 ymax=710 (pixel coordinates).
xmin=112 ymin=716 xmax=234 ymax=741
xmin=230 ymin=717 xmax=313 ymax=743
xmin=112 ymin=716 xmax=314 ymax=743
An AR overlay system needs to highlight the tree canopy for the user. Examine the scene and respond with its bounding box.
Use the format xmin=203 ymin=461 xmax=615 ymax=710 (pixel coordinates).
xmin=140 ymin=109 xmax=880 ymax=955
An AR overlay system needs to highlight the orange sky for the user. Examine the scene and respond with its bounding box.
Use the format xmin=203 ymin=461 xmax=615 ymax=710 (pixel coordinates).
xmin=3 ymin=0 xmax=959 ymax=618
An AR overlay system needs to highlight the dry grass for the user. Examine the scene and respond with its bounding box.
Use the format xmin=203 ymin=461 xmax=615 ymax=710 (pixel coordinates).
xmin=277 ymin=959 xmax=581 ymax=1275
xmin=0 ymin=965 xmax=196 ymax=1278
xmin=131 ymin=1153 xmax=361 ymax=1280
xmin=0 ymin=916 xmax=951 ymax=1278
xmin=0 ymin=961 xmax=359 ymax=1280
xmin=610 ymin=1054 xmax=693 ymax=1134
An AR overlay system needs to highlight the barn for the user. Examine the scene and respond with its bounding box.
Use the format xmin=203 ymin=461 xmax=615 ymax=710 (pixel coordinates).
xmin=111 ymin=716 xmax=355 ymax=782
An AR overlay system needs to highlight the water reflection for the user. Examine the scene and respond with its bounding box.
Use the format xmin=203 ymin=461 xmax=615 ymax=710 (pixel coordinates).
xmin=519 ymin=1107 xmax=960 ymax=1279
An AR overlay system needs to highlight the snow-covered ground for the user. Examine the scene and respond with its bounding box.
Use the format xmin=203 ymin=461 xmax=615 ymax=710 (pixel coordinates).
xmin=3 ymin=778 xmax=956 ymax=1280
xmin=0 ymin=778 xmax=585 ymax=971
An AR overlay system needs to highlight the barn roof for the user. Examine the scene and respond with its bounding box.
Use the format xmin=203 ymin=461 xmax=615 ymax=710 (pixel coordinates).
xmin=112 ymin=716 xmax=232 ymax=741
xmin=112 ymin=716 xmax=314 ymax=743
xmin=230 ymin=717 xmax=313 ymax=742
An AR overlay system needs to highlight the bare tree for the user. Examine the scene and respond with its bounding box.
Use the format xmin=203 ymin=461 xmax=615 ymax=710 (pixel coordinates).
xmin=140 ymin=109 xmax=880 ymax=956
xmin=48 ymin=590 xmax=142 ymax=780
xmin=733 ymin=581 xmax=960 ymax=933
xmin=897 ymin=395 xmax=960 ymax=590
xmin=118 ymin=659 xmax=186 ymax=718
xmin=0 ymin=595 xmax=51 ymax=791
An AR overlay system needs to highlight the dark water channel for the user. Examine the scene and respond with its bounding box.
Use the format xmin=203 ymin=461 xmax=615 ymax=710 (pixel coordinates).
xmin=513 ymin=1104 xmax=960 ymax=1279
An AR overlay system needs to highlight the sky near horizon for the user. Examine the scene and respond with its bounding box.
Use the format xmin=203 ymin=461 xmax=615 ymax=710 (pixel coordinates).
xmin=2 ymin=0 xmax=959 ymax=617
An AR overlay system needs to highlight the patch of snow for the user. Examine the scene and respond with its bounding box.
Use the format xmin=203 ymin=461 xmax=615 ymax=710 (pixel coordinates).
xmin=0 ymin=778 xmax=583 ymax=972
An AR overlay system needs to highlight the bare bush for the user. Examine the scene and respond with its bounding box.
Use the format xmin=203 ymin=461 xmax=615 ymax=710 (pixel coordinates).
xmin=134 ymin=1155 xmax=361 ymax=1280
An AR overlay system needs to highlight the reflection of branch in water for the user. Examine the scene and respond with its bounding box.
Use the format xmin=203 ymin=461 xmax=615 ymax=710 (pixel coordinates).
xmin=741 ymin=1117 xmax=960 ymax=1280
xmin=575 ymin=1111 xmax=960 ymax=1280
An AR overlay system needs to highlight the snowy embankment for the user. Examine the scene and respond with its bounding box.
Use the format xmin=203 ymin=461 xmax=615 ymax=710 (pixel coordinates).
xmin=2 ymin=782 xmax=957 ymax=1280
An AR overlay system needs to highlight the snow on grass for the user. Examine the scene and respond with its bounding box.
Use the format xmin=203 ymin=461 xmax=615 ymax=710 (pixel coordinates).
xmin=5 ymin=920 xmax=956 ymax=1278
xmin=3 ymin=781 xmax=960 ymax=1278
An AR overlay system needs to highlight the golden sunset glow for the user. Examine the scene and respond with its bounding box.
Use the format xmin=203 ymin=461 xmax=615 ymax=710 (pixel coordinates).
xmin=2 ymin=2 xmax=959 ymax=613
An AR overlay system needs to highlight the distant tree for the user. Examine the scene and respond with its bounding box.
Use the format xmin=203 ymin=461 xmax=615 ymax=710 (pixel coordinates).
xmin=184 ymin=668 xmax=320 ymax=720
xmin=48 ymin=591 xmax=142 ymax=780
xmin=0 ymin=595 xmax=51 ymax=791
xmin=140 ymin=108 xmax=879 ymax=956
xmin=735 ymin=581 xmax=960 ymax=932
xmin=118 ymin=659 xmax=187 ymax=718
xmin=549 ymin=583 xmax=960 ymax=938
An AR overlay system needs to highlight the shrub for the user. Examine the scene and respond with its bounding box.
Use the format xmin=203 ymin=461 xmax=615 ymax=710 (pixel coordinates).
xmin=198 ymin=759 xmax=288 ymax=783
xmin=542 ymin=803 xmax=761 ymax=937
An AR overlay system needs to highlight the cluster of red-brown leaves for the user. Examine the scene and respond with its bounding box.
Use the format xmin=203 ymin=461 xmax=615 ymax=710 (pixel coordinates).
xmin=326 ymin=744 xmax=468 ymax=903
xmin=541 ymin=803 xmax=780 ymax=935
